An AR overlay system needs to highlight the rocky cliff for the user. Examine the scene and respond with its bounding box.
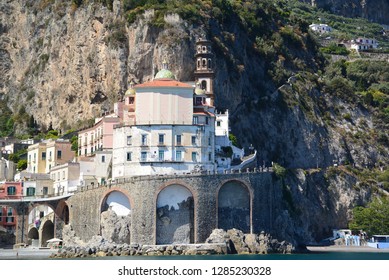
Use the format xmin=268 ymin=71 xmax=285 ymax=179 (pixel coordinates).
xmin=302 ymin=0 xmax=389 ymax=25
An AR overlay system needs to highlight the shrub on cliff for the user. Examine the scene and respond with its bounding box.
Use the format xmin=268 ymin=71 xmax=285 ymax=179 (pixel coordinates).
xmin=349 ymin=197 xmax=389 ymax=236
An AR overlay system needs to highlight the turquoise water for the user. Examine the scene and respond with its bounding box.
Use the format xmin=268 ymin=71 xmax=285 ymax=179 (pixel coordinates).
xmin=106 ymin=251 xmax=389 ymax=260
xmin=2 ymin=250 xmax=389 ymax=260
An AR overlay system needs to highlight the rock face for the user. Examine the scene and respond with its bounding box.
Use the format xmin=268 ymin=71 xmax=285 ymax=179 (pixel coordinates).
xmin=52 ymin=228 xmax=293 ymax=258
xmin=0 ymin=0 xmax=198 ymax=131
xmin=205 ymin=229 xmax=295 ymax=254
xmin=302 ymin=0 xmax=389 ymax=24
xmin=100 ymin=208 xmax=131 ymax=244
xmin=0 ymin=0 xmax=387 ymax=170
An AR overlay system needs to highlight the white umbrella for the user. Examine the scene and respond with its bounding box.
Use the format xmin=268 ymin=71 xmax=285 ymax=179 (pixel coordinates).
xmin=46 ymin=238 xmax=62 ymax=243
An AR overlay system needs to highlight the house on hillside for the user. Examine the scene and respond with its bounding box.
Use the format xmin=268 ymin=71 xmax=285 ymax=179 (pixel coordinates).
xmin=350 ymin=38 xmax=379 ymax=51
xmin=309 ymin=23 xmax=332 ymax=34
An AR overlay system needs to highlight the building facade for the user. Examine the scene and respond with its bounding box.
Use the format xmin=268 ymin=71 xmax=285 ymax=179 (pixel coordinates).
xmin=77 ymin=114 xmax=120 ymax=157
xmin=27 ymin=139 xmax=74 ymax=174
xmin=50 ymin=162 xmax=80 ymax=195
xmin=309 ymin=23 xmax=332 ymax=34
xmin=112 ymin=71 xmax=216 ymax=178
xmin=350 ymin=38 xmax=378 ymax=51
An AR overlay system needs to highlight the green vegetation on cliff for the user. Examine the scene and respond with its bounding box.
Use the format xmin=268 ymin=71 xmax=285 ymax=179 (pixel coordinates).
xmin=350 ymin=196 xmax=389 ymax=235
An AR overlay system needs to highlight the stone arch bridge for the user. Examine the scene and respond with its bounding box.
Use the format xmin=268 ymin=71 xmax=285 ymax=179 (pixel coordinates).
xmin=5 ymin=171 xmax=277 ymax=246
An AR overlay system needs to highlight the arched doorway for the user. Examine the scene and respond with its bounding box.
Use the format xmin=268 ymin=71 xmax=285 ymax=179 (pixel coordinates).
xmin=218 ymin=181 xmax=251 ymax=233
xmin=100 ymin=191 xmax=131 ymax=243
xmin=156 ymin=184 xmax=194 ymax=245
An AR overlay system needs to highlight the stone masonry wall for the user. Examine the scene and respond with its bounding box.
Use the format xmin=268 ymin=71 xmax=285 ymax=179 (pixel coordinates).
xmin=66 ymin=172 xmax=275 ymax=245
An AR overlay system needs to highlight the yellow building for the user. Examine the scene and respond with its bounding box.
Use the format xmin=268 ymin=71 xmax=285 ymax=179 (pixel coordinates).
xmin=27 ymin=139 xmax=74 ymax=174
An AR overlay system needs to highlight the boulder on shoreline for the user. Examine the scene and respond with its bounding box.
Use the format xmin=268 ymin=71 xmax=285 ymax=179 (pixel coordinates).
xmin=51 ymin=228 xmax=295 ymax=258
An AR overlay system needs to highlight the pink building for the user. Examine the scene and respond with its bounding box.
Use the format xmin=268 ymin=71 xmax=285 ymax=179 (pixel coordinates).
xmin=0 ymin=181 xmax=23 ymax=200
xmin=0 ymin=182 xmax=23 ymax=234
xmin=78 ymin=114 xmax=121 ymax=157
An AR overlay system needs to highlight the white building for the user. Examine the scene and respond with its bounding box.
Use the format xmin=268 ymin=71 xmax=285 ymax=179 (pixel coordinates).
xmin=50 ymin=162 xmax=80 ymax=195
xmin=112 ymin=39 xmax=217 ymax=178
xmin=350 ymin=38 xmax=378 ymax=51
xmin=18 ymin=171 xmax=54 ymax=197
xmin=78 ymin=150 xmax=112 ymax=186
xmin=214 ymin=110 xmax=244 ymax=170
xmin=309 ymin=23 xmax=332 ymax=34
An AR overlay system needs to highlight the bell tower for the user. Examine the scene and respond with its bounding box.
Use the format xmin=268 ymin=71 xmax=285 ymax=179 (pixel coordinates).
xmin=194 ymin=37 xmax=214 ymax=105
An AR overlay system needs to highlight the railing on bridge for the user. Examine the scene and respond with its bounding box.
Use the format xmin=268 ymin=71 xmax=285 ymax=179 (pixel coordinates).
xmin=76 ymin=166 xmax=273 ymax=193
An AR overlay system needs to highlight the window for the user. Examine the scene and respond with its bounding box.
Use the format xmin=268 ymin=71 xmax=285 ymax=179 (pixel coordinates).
xmin=176 ymin=151 xmax=182 ymax=161
xmin=42 ymin=152 xmax=46 ymax=160
xmin=193 ymin=116 xmax=198 ymax=124
xmin=84 ymin=148 xmax=87 ymax=155
xmin=43 ymin=187 xmax=48 ymax=195
xmin=159 ymin=134 xmax=164 ymax=145
xmin=7 ymin=207 xmax=13 ymax=216
xmin=191 ymin=136 xmax=196 ymax=145
xmin=141 ymin=134 xmax=148 ymax=146
xmin=91 ymin=147 xmax=94 ymax=154
xmin=208 ymin=137 xmax=211 ymax=146
xmin=141 ymin=152 xmax=147 ymax=162
xmin=7 ymin=186 xmax=16 ymax=196
xmin=208 ymin=59 xmax=212 ymax=69
xmin=127 ymin=136 xmax=132 ymax=145
xmin=126 ymin=152 xmax=132 ymax=161
xmin=62 ymin=171 xmax=65 ymax=180
xmin=176 ymin=135 xmax=182 ymax=145
xmin=129 ymin=97 xmax=135 ymax=104
xmin=192 ymin=152 xmax=197 ymax=162
xmin=201 ymin=80 xmax=207 ymax=90
xmin=26 ymin=187 xmax=35 ymax=196
xmin=206 ymin=117 xmax=209 ymax=125
xmin=158 ymin=150 xmax=164 ymax=161
xmin=57 ymin=150 xmax=62 ymax=159
xmin=208 ymin=152 xmax=212 ymax=161
xmin=101 ymin=155 xmax=105 ymax=163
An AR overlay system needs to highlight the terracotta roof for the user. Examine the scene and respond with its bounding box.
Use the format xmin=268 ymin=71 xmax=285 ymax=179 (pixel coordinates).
xmin=135 ymin=79 xmax=193 ymax=89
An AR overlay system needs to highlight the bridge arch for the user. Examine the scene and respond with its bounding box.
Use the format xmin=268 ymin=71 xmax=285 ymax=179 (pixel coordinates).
xmin=155 ymin=182 xmax=195 ymax=245
xmin=27 ymin=204 xmax=56 ymax=247
xmin=27 ymin=227 xmax=39 ymax=247
xmin=217 ymin=179 xmax=253 ymax=233
xmin=40 ymin=219 xmax=54 ymax=247
xmin=99 ymin=189 xmax=132 ymax=243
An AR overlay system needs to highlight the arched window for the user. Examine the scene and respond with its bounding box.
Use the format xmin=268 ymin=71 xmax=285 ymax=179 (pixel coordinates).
xmin=197 ymin=59 xmax=201 ymax=69
xmin=208 ymin=59 xmax=212 ymax=69
xmin=202 ymin=58 xmax=207 ymax=68
xmin=201 ymin=80 xmax=207 ymax=90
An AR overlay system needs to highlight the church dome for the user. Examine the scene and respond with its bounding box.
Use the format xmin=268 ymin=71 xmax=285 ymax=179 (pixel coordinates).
xmin=125 ymin=82 xmax=136 ymax=95
xmin=125 ymin=88 xmax=136 ymax=95
xmin=154 ymin=68 xmax=175 ymax=80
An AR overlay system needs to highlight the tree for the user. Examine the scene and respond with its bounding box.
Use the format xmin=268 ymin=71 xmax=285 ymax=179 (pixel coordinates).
xmin=349 ymin=197 xmax=389 ymax=236
xmin=17 ymin=159 xmax=27 ymax=171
